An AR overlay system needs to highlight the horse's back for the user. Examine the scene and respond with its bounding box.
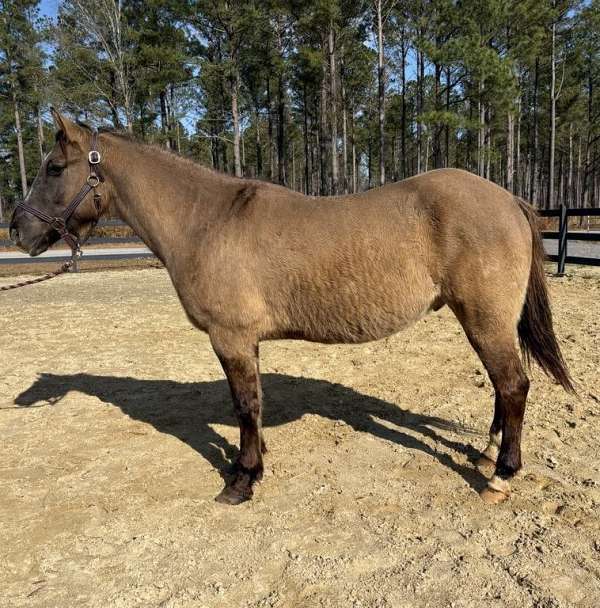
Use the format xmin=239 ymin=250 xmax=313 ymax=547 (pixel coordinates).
xmin=248 ymin=170 xmax=528 ymax=343
xmin=197 ymin=169 xmax=533 ymax=344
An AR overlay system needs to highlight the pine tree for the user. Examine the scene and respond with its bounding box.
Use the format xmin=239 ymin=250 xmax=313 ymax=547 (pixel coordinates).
xmin=0 ymin=0 xmax=44 ymax=203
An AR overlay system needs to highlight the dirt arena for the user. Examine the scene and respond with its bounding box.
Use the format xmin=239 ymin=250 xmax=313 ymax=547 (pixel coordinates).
xmin=1 ymin=266 xmax=599 ymax=607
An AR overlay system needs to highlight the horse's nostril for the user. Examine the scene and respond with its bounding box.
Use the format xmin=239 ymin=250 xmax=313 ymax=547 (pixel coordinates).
xmin=10 ymin=227 xmax=20 ymax=245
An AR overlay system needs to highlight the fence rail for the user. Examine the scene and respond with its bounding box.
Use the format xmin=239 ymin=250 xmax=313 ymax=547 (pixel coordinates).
xmin=0 ymin=218 xmax=130 ymax=230
xmin=0 ymin=219 xmax=143 ymax=249
xmin=3 ymin=211 xmax=600 ymax=272
xmin=539 ymin=206 xmax=600 ymax=273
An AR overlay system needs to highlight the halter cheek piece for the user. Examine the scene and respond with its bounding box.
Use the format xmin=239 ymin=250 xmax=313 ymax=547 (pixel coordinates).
xmin=17 ymin=129 xmax=103 ymax=256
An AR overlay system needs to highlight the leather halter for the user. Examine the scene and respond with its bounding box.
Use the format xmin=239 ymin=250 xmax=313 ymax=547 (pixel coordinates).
xmin=17 ymin=130 xmax=102 ymax=255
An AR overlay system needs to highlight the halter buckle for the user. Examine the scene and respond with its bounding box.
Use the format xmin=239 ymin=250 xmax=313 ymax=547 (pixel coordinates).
xmin=87 ymin=174 xmax=100 ymax=188
xmin=88 ymin=150 xmax=101 ymax=164
xmin=50 ymin=217 xmax=67 ymax=234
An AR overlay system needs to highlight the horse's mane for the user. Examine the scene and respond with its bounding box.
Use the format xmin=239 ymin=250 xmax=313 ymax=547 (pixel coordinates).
xmin=76 ymin=120 xmax=136 ymax=141
xmin=74 ymin=119 xmax=233 ymax=179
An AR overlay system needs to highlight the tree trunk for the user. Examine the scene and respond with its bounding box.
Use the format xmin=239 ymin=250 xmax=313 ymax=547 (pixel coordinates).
xmin=391 ymin=132 xmax=397 ymax=181
xmin=466 ymin=98 xmax=473 ymax=171
xmin=320 ymin=47 xmax=329 ymax=195
xmin=376 ymin=0 xmax=385 ymax=186
xmin=530 ymin=57 xmax=540 ymax=205
xmin=277 ymin=76 xmax=287 ymax=186
xmin=568 ymin=123 xmax=573 ymax=207
xmin=241 ymin=130 xmax=246 ymax=176
xmin=328 ymin=22 xmax=339 ymax=194
xmin=433 ymin=62 xmax=442 ymax=169
xmin=341 ymin=53 xmax=348 ymax=194
xmin=159 ymin=89 xmax=169 ymax=148
xmin=583 ymin=144 xmax=591 ymax=208
xmin=276 ymin=20 xmax=287 ymax=186
xmin=210 ymin=125 xmax=218 ymax=170
xmin=548 ymin=13 xmax=557 ymax=209
xmin=36 ymin=106 xmax=45 ymax=161
xmin=445 ymin=66 xmax=451 ymax=168
xmin=516 ymin=96 xmax=522 ymax=197
xmin=291 ymin=143 xmax=295 ymax=190
xmin=312 ymin=104 xmax=318 ymax=195
xmin=558 ymin=153 xmax=564 ymax=206
xmin=254 ymin=106 xmax=263 ymax=179
xmin=12 ymin=88 xmax=28 ymax=198
xmin=486 ymin=125 xmax=492 ymax=180
xmin=582 ymin=58 xmax=593 ymax=208
xmin=400 ymin=28 xmax=407 ymax=179
xmin=302 ymin=85 xmax=310 ymax=195
xmin=351 ymin=109 xmax=357 ymax=193
xmin=417 ymin=44 xmax=424 ymax=174
xmin=139 ymin=102 xmax=147 ymax=141
xmin=576 ymin=135 xmax=582 ymax=208
xmin=267 ymin=77 xmax=275 ymax=181
xmin=169 ymin=85 xmax=178 ymax=150
xmin=231 ymin=69 xmax=243 ymax=178
xmin=506 ymin=110 xmax=514 ymax=193
xmin=478 ymin=93 xmax=485 ymax=177
xmin=368 ymin=134 xmax=373 ymax=189
xmin=165 ymin=88 xmax=173 ymax=149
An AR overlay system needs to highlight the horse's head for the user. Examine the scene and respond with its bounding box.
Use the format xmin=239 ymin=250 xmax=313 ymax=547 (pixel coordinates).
xmin=10 ymin=109 xmax=109 ymax=256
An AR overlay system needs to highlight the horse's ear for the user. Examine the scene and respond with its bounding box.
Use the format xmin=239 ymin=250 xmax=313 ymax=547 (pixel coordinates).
xmin=50 ymin=107 xmax=85 ymax=143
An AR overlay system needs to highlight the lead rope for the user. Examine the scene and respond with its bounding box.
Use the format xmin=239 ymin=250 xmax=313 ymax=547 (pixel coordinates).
xmin=0 ymin=253 xmax=79 ymax=292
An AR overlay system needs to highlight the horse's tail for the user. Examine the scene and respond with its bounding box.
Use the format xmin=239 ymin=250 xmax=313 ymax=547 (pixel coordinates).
xmin=515 ymin=198 xmax=575 ymax=393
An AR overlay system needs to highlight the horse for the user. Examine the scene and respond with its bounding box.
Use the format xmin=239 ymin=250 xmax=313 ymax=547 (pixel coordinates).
xmin=10 ymin=109 xmax=573 ymax=506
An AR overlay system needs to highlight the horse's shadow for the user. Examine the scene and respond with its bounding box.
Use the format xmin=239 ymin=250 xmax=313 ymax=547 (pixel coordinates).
xmin=13 ymin=372 xmax=488 ymax=494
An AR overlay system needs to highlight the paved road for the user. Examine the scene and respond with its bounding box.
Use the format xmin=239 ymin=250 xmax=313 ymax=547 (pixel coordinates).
xmin=543 ymin=238 xmax=600 ymax=261
xmin=0 ymin=242 xmax=598 ymax=265
xmin=0 ymin=236 xmax=142 ymax=247
xmin=0 ymin=246 xmax=153 ymax=264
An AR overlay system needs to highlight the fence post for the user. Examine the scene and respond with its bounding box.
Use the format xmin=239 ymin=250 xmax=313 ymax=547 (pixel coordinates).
xmin=557 ymin=203 xmax=568 ymax=276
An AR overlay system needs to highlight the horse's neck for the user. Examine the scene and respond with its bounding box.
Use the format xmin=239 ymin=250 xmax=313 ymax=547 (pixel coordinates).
xmin=102 ymin=135 xmax=235 ymax=265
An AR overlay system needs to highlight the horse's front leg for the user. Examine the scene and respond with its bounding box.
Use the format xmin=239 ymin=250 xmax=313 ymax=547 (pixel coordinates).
xmin=210 ymin=329 xmax=264 ymax=505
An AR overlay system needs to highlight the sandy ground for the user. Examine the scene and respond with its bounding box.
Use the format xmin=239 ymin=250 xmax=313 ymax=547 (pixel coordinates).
xmin=0 ymin=266 xmax=599 ymax=608
xmin=0 ymin=256 xmax=161 ymax=277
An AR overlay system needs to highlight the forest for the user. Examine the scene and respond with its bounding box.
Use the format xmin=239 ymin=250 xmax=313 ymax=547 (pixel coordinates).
xmin=1 ymin=0 xmax=599 ymax=219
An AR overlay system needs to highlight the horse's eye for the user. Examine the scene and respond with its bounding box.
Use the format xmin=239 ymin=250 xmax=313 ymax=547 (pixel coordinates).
xmin=47 ymin=162 xmax=65 ymax=176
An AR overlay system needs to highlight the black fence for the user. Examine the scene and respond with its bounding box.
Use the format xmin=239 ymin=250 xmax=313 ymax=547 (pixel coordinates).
xmin=539 ymin=207 xmax=600 ymax=274
xmin=2 ymin=211 xmax=600 ymax=273
xmin=0 ymin=219 xmax=143 ymax=248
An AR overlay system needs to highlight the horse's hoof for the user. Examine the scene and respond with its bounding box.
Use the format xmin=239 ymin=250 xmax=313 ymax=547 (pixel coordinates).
xmin=475 ymin=454 xmax=496 ymax=471
xmin=215 ymin=486 xmax=251 ymax=505
xmin=479 ymin=486 xmax=510 ymax=505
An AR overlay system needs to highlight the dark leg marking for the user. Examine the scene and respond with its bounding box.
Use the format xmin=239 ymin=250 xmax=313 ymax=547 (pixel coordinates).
xmin=481 ymin=356 xmax=529 ymax=503
xmin=213 ymin=347 xmax=264 ymax=505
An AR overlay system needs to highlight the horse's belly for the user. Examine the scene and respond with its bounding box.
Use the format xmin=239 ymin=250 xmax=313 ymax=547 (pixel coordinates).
xmin=276 ymin=281 xmax=439 ymax=344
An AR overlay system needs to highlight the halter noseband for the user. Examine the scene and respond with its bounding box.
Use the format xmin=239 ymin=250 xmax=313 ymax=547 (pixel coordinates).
xmin=17 ymin=129 xmax=102 ymax=256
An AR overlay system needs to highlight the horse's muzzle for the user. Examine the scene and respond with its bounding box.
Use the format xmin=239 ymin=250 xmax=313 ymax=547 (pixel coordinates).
xmin=9 ymin=216 xmax=27 ymax=253
xmin=9 ymin=212 xmax=52 ymax=256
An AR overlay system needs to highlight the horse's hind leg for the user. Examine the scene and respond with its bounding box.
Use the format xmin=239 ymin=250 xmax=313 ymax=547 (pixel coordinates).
xmin=475 ymin=395 xmax=503 ymax=470
xmin=479 ymin=344 xmax=529 ymax=504
xmin=210 ymin=329 xmax=264 ymax=505
xmin=452 ymin=308 xmax=530 ymax=504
